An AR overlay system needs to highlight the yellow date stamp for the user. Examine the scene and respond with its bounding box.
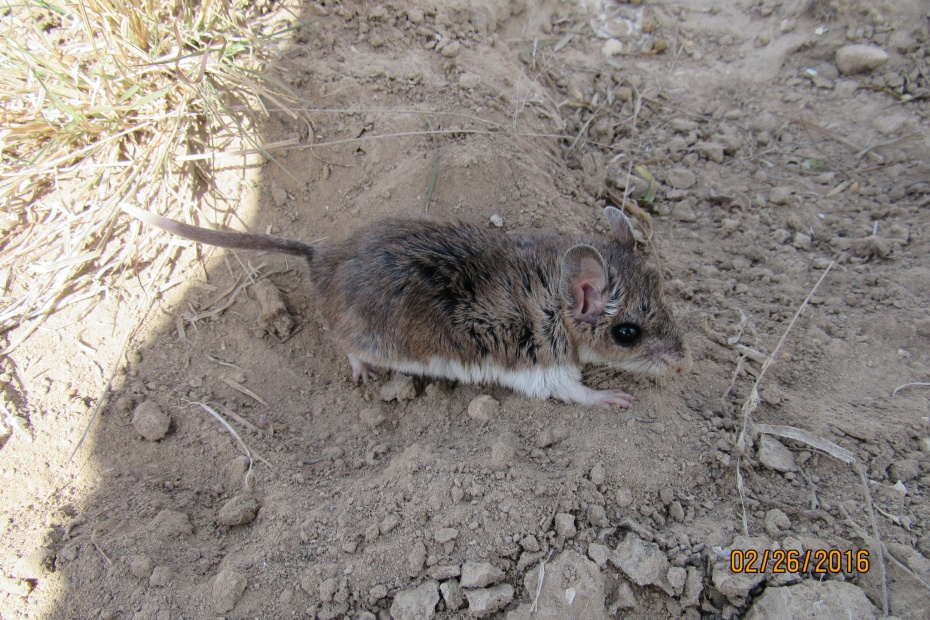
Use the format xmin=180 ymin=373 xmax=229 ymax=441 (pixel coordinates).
xmin=730 ymin=549 xmax=870 ymax=574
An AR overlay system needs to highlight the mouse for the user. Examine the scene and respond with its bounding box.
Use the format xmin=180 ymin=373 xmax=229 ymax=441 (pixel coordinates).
xmin=121 ymin=203 xmax=691 ymax=408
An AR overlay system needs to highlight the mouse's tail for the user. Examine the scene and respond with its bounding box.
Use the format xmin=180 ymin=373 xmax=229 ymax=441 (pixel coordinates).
xmin=121 ymin=204 xmax=315 ymax=262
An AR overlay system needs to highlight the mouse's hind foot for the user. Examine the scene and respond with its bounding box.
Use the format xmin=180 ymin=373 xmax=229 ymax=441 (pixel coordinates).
xmin=348 ymin=354 xmax=379 ymax=384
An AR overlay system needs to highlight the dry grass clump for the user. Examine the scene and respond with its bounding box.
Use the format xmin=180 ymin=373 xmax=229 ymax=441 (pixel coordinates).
xmin=0 ymin=0 xmax=299 ymax=348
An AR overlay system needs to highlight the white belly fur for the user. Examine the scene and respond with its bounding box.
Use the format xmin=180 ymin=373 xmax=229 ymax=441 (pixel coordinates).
xmin=383 ymin=357 xmax=589 ymax=403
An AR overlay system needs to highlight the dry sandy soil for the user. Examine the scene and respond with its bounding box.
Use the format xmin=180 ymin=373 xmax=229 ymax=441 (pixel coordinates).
xmin=2 ymin=0 xmax=930 ymax=618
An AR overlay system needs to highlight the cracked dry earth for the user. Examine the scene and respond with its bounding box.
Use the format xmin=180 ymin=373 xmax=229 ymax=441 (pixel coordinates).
xmin=2 ymin=0 xmax=930 ymax=619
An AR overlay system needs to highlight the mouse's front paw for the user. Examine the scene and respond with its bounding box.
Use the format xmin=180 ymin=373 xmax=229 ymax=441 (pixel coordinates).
xmin=589 ymin=388 xmax=634 ymax=409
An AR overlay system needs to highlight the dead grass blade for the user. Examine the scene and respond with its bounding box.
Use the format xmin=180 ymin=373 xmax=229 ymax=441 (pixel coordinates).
xmin=0 ymin=0 xmax=304 ymax=346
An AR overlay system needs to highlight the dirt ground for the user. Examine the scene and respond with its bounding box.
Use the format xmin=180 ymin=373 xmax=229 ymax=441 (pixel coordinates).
xmin=2 ymin=0 xmax=930 ymax=618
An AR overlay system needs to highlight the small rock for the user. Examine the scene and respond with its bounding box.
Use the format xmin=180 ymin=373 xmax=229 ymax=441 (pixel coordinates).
xmin=380 ymin=514 xmax=400 ymax=534
xmin=426 ymin=564 xmax=461 ymax=580
xmin=764 ymin=508 xmax=791 ymax=536
xmin=665 ymin=168 xmax=696 ymax=189
xmin=610 ymin=533 xmax=672 ymax=595
xmin=434 ymin=528 xmax=459 ymax=544
xmin=12 ymin=548 xmax=55 ymax=579
xmin=132 ymin=401 xmax=170 ymax=441
xmin=669 ymin=501 xmax=685 ymax=523
xmin=589 ymin=462 xmax=606 ymax=485
xmin=489 ymin=214 xmax=504 ymax=228
xmin=554 ymin=513 xmax=576 ymax=538
xmin=149 ymin=509 xmax=193 ymax=538
xmin=667 ymin=567 xmax=687 ymax=597
xmin=360 ymin=407 xmax=386 ymax=428
xmin=440 ymin=579 xmax=464 ymax=611
xmin=696 ymin=142 xmax=725 ymax=163
xmin=490 ymin=433 xmax=516 ymax=471
xmin=217 ymin=495 xmax=259 ymax=526
xmin=520 ymin=535 xmax=540 ymax=553
xmin=459 ymin=73 xmax=480 ymax=89
xmin=271 ymin=184 xmax=288 ymax=207
xmin=130 ymin=555 xmax=155 ymax=579
xmin=213 ymin=569 xmax=247 ymax=614
xmin=681 ymin=567 xmax=703 ymax=608
xmin=588 ymin=504 xmax=609 ymax=528
xmin=792 ymin=232 xmax=812 ymax=251
xmin=769 ymin=186 xmax=792 ymax=205
xmin=890 ymin=459 xmax=920 ymax=482
xmin=380 ymin=374 xmax=416 ymax=402
xmin=918 ymin=437 xmax=930 ymax=451
xmin=670 ymin=118 xmax=699 ymax=132
xmin=149 ymin=565 xmax=173 ymax=587
xmin=461 ymin=561 xmax=505 ymax=589
xmin=835 ymin=44 xmax=889 ymax=75
xmin=390 ymin=580 xmax=439 ymax=620
xmin=587 ymin=543 xmax=610 ymax=567
xmin=745 ymin=580 xmax=878 ymax=619
xmin=758 ymin=435 xmax=797 ymax=472
xmin=464 ymin=584 xmax=514 ymax=617
xmin=467 ymin=395 xmax=499 ymax=421
xmin=672 ymin=202 xmax=697 ymax=223
xmin=369 ymin=584 xmax=388 ymax=604
xmin=440 ymin=40 xmax=461 ymax=58
xmin=601 ymin=38 xmax=624 ymax=57
xmin=406 ymin=8 xmax=424 ymax=23
xmin=408 ymin=541 xmax=427 ymax=577
xmin=615 ymin=489 xmax=633 ymax=508
xmin=512 ymin=550 xmax=606 ymax=619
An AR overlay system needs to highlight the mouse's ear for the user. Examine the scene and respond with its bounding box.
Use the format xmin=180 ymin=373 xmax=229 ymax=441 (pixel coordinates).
xmin=560 ymin=244 xmax=609 ymax=324
xmin=604 ymin=206 xmax=635 ymax=249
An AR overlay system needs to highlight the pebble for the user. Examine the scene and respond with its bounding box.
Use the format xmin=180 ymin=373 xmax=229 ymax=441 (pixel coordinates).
xmin=769 ymin=186 xmax=792 ymax=205
xmin=669 ymin=501 xmax=685 ymax=522
xmin=149 ymin=509 xmax=193 ymax=538
xmin=467 ymin=394 xmax=499 ymax=421
xmin=667 ymin=566 xmax=687 ymax=597
xmin=665 ymin=168 xmax=696 ymax=190
xmin=130 ymin=554 xmax=155 ymax=579
xmin=360 ymin=407 xmax=386 ymax=428
xmin=672 ymin=202 xmax=697 ymax=223
xmin=696 ymin=142 xmax=725 ymax=163
xmin=588 ymin=504 xmax=608 ymax=528
xmin=610 ymin=533 xmax=673 ymax=595
xmin=271 ymin=184 xmax=288 ymax=207
xmin=792 ymin=232 xmax=811 ymax=251
xmin=380 ymin=374 xmax=416 ymax=402
xmin=615 ymin=488 xmax=633 ymax=508
xmin=463 ymin=584 xmax=514 ymax=617
xmin=670 ymin=118 xmax=699 ymax=133
xmin=510 ymin=550 xmax=605 ymax=619
xmin=745 ymin=580 xmax=878 ymax=619
xmin=554 ymin=513 xmax=576 ymax=538
xmin=601 ymin=38 xmax=625 ymax=57
xmin=918 ymin=437 xmax=930 ymax=452
xmin=587 ymin=542 xmax=610 ymax=567
xmin=434 ymin=527 xmax=459 ymax=544
xmin=459 ymin=73 xmax=480 ymax=89
xmin=426 ymin=564 xmax=460 ymax=580
xmin=461 ymin=561 xmax=505 ymax=588
xmin=217 ymin=495 xmax=260 ymax=526
xmin=589 ymin=462 xmax=606 ymax=485
xmin=439 ymin=579 xmax=464 ymax=611
xmin=890 ymin=459 xmax=920 ymax=482
xmin=758 ymin=435 xmax=797 ymax=472
xmin=682 ymin=567 xmax=703 ymax=608
xmin=369 ymin=584 xmax=388 ymax=604
xmin=489 ymin=433 xmax=515 ymax=471
xmin=713 ymin=535 xmax=770 ymax=602
xmin=149 ymin=566 xmax=173 ymax=587
xmin=407 ymin=541 xmax=427 ymax=577
xmin=489 ymin=214 xmax=504 ymax=228
xmin=132 ymin=401 xmax=170 ymax=441
xmin=390 ymin=581 xmax=439 ymax=620
xmin=213 ymin=569 xmax=247 ymax=614
xmin=520 ymin=534 xmax=540 ymax=553
xmin=764 ymin=508 xmax=791 ymax=536
xmin=440 ymin=40 xmax=461 ymax=58
xmin=835 ymin=44 xmax=889 ymax=75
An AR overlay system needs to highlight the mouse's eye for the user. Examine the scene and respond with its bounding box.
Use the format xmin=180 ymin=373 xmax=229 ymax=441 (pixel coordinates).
xmin=611 ymin=323 xmax=641 ymax=347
